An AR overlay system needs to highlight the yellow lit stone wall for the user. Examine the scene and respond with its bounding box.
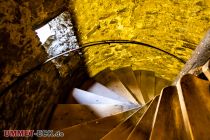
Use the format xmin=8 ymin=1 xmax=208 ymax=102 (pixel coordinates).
xmin=69 ymin=0 xmax=210 ymax=80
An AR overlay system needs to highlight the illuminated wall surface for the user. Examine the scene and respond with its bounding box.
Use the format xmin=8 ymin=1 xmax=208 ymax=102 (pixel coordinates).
xmin=69 ymin=0 xmax=210 ymax=81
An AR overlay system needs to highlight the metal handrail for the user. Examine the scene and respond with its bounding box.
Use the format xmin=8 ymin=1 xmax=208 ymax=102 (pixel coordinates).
xmin=45 ymin=40 xmax=186 ymax=64
xmin=1 ymin=40 xmax=186 ymax=95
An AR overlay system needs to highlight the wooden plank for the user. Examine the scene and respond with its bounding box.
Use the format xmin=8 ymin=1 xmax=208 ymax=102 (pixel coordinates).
xmin=134 ymin=70 xmax=149 ymax=103
xmin=72 ymin=88 xmax=126 ymax=104
xmin=46 ymin=108 xmax=139 ymax=140
xmin=150 ymin=86 xmax=188 ymax=140
xmin=174 ymin=30 xmax=210 ymax=83
xmin=49 ymin=104 xmax=139 ymax=130
xmin=177 ymin=74 xmax=210 ymax=139
xmin=85 ymin=82 xmax=131 ymax=103
xmin=202 ymin=60 xmax=210 ymax=81
xmin=94 ymin=68 xmax=138 ymax=104
xmin=139 ymin=70 xmax=156 ymax=102
xmin=49 ymin=104 xmax=99 ymax=130
xmin=133 ymin=70 xmax=141 ymax=86
xmin=84 ymin=104 xmax=139 ymax=117
xmin=155 ymin=77 xmax=171 ymax=96
xmin=101 ymin=101 xmax=151 ymax=140
xmin=127 ymin=95 xmax=159 ymax=140
xmin=114 ymin=67 xmax=145 ymax=105
xmin=81 ymin=79 xmax=132 ymax=103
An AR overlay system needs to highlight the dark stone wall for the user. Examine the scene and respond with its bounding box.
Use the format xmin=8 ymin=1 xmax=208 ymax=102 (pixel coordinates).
xmin=29 ymin=0 xmax=68 ymax=29
xmin=0 ymin=0 xmax=82 ymax=137
xmin=1 ymin=63 xmax=66 ymax=129
xmin=0 ymin=0 xmax=47 ymax=93
xmin=0 ymin=0 xmax=69 ymax=93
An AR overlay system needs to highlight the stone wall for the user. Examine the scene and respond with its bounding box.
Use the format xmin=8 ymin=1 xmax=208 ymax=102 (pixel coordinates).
xmin=0 ymin=0 xmax=82 ymax=138
xmin=68 ymin=0 xmax=210 ymax=81
xmin=29 ymin=0 xmax=68 ymax=29
xmin=1 ymin=0 xmax=210 ymax=138
xmin=0 ymin=0 xmax=47 ymax=93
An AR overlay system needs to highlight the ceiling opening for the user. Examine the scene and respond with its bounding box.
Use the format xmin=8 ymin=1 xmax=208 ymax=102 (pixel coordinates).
xmin=35 ymin=11 xmax=79 ymax=57
xmin=35 ymin=11 xmax=81 ymax=78
xmin=35 ymin=24 xmax=54 ymax=45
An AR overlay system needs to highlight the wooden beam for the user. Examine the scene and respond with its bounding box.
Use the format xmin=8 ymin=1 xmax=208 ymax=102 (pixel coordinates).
xmin=56 ymin=108 xmax=138 ymax=140
xmin=174 ymin=30 xmax=210 ymax=83
xmin=101 ymin=101 xmax=151 ymax=140
xmin=202 ymin=60 xmax=210 ymax=81
xmin=150 ymin=86 xmax=188 ymax=140
xmin=177 ymin=74 xmax=210 ymax=139
xmin=114 ymin=67 xmax=145 ymax=105
xmin=127 ymin=96 xmax=159 ymax=140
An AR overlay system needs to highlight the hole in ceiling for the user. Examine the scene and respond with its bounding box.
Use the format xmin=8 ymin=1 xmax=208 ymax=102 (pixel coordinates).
xmin=35 ymin=24 xmax=54 ymax=44
xmin=35 ymin=11 xmax=79 ymax=57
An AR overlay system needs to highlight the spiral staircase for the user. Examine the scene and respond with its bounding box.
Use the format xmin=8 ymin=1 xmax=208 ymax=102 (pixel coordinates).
xmin=44 ymin=59 xmax=210 ymax=140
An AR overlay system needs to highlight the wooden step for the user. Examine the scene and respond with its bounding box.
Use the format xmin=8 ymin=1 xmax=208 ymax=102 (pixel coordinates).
xmin=127 ymin=95 xmax=159 ymax=140
xmin=141 ymin=71 xmax=155 ymax=101
xmin=134 ymin=70 xmax=149 ymax=102
xmin=135 ymin=70 xmax=156 ymax=102
xmin=48 ymin=104 xmax=139 ymax=131
xmin=72 ymin=88 xmax=127 ymax=104
xmin=155 ymin=77 xmax=171 ymax=96
xmin=202 ymin=60 xmax=210 ymax=81
xmin=114 ymin=67 xmax=145 ymax=105
xmin=94 ymin=68 xmax=138 ymax=104
xmin=56 ymin=108 xmax=139 ymax=140
xmin=150 ymin=86 xmax=188 ymax=140
xmin=101 ymin=101 xmax=151 ymax=140
xmin=177 ymin=74 xmax=210 ymax=139
xmin=81 ymin=79 xmax=131 ymax=103
xmin=49 ymin=104 xmax=99 ymax=130
xmin=84 ymin=104 xmax=139 ymax=117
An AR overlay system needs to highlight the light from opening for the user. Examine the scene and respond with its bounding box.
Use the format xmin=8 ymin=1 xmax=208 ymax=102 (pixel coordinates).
xmin=35 ymin=24 xmax=54 ymax=44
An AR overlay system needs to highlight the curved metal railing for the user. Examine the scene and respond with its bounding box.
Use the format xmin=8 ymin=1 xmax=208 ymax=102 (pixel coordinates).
xmin=1 ymin=40 xmax=186 ymax=95
xmin=45 ymin=40 xmax=186 ymax=64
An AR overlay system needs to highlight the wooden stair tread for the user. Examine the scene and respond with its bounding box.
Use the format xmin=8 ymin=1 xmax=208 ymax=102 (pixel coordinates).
xmin=49 ymin=104 xmax=99 ymax=130
xmin=177 ymin=74 xmax=210 ymax=139
xmin=94 ymin=68 xmax=138 ymax=104
xmin=150 ymin=86 xmax=188 ymax=140
xmin=81 ymin=79 xmax=131 ymax=103
xmin=49 ymin=104 xmax=139 ymax=131
xmin=141 ymin=70 xmax=155 ymax=100
xmin=58 ymin=108 xmax=139 ymax=140
xmin=155 ymin=77 xmax=171 ymax=96
xmin=135 ymin=70 xmax=156 ymax=102
xmin=72 ymin=88 xmax=128 ymax=104
xmin=127 ymin=95 xmax=159 ymax=140
xmin=101 ymin=101 xmax=151 ymax=140
xmin=114 ymin=67 xmax=145 ymax=105
xmin=134 ymin=70 xmax=149 ymax=102
xmin=202 ymin=60 xmax=210 ymax=81
xmin=82 ymin=104 xmax=139 ymax=117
